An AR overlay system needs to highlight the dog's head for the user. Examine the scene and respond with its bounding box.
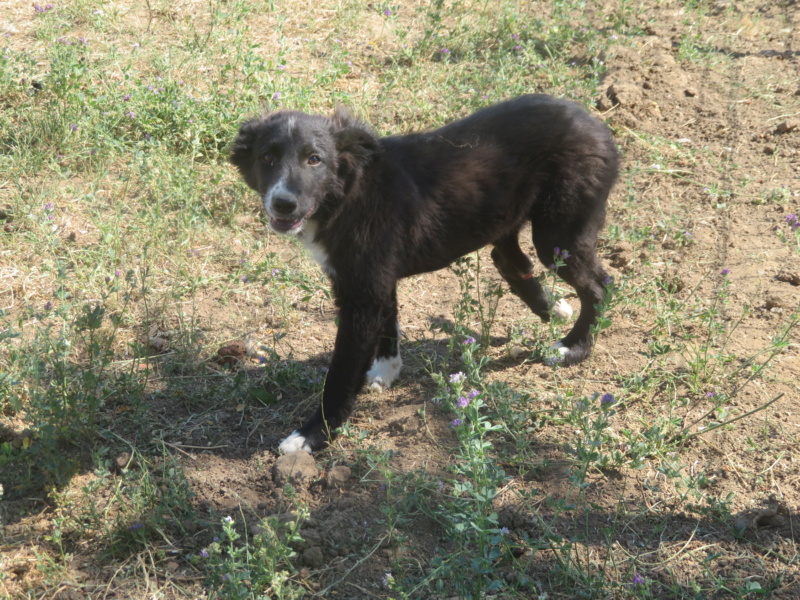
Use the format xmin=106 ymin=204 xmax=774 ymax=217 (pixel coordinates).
xmin=230 ymin=108 xmax=379 ymax=235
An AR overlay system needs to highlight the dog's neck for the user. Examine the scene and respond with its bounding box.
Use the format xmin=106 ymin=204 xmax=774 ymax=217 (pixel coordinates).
xmin=300 ymin=220 xmax=335 ymax=277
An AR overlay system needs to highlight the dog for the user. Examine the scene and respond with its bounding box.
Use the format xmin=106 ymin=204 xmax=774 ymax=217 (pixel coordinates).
xmin=230 ymin=94 xmax=619 ymax=453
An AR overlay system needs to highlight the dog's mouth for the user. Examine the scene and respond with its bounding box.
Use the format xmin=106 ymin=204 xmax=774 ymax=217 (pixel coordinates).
xmin=268 ymin=208 xmax=315 ymax=234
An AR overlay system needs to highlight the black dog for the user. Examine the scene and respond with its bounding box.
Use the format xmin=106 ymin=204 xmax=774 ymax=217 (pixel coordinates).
xmin=230 ymin=95 xmax=619 ymax=453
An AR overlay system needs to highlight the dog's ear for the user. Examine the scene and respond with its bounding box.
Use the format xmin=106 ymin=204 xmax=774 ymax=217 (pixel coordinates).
xmin=330 ymin=107 xmax=380 ymax=194
xmin=229 ymin=118 xmax=262 ymax=190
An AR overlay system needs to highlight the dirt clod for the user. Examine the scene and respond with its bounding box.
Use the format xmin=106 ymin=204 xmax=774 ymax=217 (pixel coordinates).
xmin=303 ymin=546 xmax=325 ymax=568
xmin=776 ymin=270 xmax=800 ymax=286
xmin=272 ymin=452 xmax=319 ymax=487
xmin=216 ymin=341 xmax=248 ymax=367
xmin=324 ymin=465 xmax=352 ymax=489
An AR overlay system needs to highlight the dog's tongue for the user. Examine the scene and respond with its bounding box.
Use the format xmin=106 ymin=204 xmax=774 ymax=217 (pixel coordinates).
xmin=271 ymin=217 xmax=302 ymax=233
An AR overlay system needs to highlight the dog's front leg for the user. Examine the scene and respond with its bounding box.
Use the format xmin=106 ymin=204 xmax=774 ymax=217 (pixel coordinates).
xmin=279 ymin=301 xmax=386 ymax=453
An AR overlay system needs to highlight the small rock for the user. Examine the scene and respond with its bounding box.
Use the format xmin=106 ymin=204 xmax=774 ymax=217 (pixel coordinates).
xmin=324 ymin=465 xmax=352 ymax=489
xmin=114 ymin=452 xmax=134 ymax=472
xmin=165 ymin=560 xmax=180 ymax=572
xmin=765 ymin=295 xmax=784 ymax=310
xmin=607 ymin=81 xmax=642 ymax=107
xmin=763 ymin=145 xmax=775 ymax=156
xmin=776 ymin=270 xmax=800 ymax=286
xmin=272 ymin=452 xmax=319 ymax=487
xmin=148 ymin=336 xmax=169 ymax=353
xmin=776 ymin=119 xmax=799 ymax=134
xmin=509 ymin=345 xmax=526 ymax=359
xmin=684 ymin=87 xmax=698 ymax=97
xmin=216 ymin=341 xmax=247 ymax=367
xmin=303 ymin=546 xmax=325 ymax=568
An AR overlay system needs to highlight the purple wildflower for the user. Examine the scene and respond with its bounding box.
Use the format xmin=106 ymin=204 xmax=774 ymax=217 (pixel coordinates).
xmin=513 ymin=45 xmax=522 ymax=51
xmin=44 ymin=301 xmax=53 ymax=311
xmin=129 ymin=522 xmax=144 ymax=530
xmin=464 ymin=336 xmax=476 ymax=344
xmin=450 ymin=418 xmax=463 ymax=428
xmin=632 ymin=573 xmax=645 ymax=585
xmin=440 ymin=48 xmax=450 ymax=54
xmin=600 ymin=392 xmax=614 ymax=407
xmin=603 ymin=276 xmax=613 ymax=286
xmin=457 ymin=396 xmax=469 ymax=408
xmin=199 ymin=548 xmax=209 ymax=558
xmin=705 ymin=391 xmax=717 ymax=398
xmin=241 ymin=275 xmax=248 ymax=283
xmin=785 ymin=214 xmax=799 ymax=230
xmin=44 ymin=203 xmax=54 ymax=211
xmin=499 ymin=527 xmax=510 ymax=535
xmin=449 ymin=372 xmax=466 ymax=383
xmin=127 ymin=111 xmax=135 ymax=118
xmin=272 ymin=92 xmax=282 ymax=101
xmin=123 ymin=93 xmax=131 ymax=101
xmin=277 ymin=64 xmax=286 ymax=70
xmin=115 ymin=270 xmax=121 ymax=277
xmin=383 ymin=8 xmax=391 ymax=16
xmin=511 ymin=33 xmax=518 ymax=39
xmin=70 ymin=123 xmax=78 ymax=131
xmin=720 ymin=268 xmax=730 ymax=276
xmin=468 ymin=389 xmax=479 ymax=398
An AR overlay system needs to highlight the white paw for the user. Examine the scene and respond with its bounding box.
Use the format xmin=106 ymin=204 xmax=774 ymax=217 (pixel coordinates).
xmin=549 ymin=341 xmax=570 ymax=357
xmin=552 ymin=298 xmax=573 ymax=321
xmin=366 ymin=356 xmax=402 ymax=392
xmin=279 ymin=431 xmax=312 ymax=454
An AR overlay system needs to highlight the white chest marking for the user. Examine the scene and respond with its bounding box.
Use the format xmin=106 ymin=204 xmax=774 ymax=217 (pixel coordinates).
xmin=300 ymin=221 xmax=334 ymax=276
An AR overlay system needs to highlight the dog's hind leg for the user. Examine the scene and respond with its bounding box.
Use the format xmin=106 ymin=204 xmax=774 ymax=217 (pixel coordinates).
xmin=530 ymin=220 xmax=609 ymax=366
xmin=491 ymin=234 xmax=572 ymax=322
xmin=367 ymin=290 xmax=402 ymax=391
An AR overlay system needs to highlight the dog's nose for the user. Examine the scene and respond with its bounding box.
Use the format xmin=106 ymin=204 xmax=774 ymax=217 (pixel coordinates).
xmin=272 ymin=194 xmax=298 ymax=215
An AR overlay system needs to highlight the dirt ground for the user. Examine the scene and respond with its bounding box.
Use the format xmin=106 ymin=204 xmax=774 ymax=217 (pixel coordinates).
xmin=2 ymin=0 xmax=800 ymax=598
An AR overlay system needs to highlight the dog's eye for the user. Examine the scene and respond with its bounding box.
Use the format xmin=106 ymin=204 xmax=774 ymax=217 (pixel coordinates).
xmin=307 ymin=155 xmax=322 ymax=166
xmin=262 ymin=153 xmax=274 ymax=166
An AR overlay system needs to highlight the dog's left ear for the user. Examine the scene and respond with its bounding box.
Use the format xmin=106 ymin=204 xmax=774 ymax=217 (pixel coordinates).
xmin=229 ymin=118 xmax=261 ymax=190
xmin=331 ymin=107 xmax=380 ymax=161
xmin=330 ymin=107 xmax=380 ymax=194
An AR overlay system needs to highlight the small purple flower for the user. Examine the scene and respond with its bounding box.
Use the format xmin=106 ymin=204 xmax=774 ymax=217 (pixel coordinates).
xmin=440 ymin=48 xmax=450 ymax=54
xmin=468 ymin=389 xmax=479 ymax=398
xmin=553 ymin=246 xmax=560 ymax=255
xmin=785 ymin=214 xmax=799 ymax=230
xmin=720 ymin=268 xmax=730 ymax=276
xmin=127 ymin=111 xmax=135 ymax=118
xmin=436 ymin=480 xmax=444 ymax=490
xmin=499 ymin=527 xmax=510 ymax=535
xmin=258 ymin=356 xmax=267 ymax=364
xmin=44 ymin=301 xmax=53 ymax=311
xmin=448 ymin=372 xmax=465 ymax=383
xmin=560 ymin=249 xmax=570 ymax=259
xmin=383 ymin=8 xmax=391 ymax=16
xmin=241 ymin=275 xmax=248 ymax=283
xmin=271 ymin=268 xmax=281 ymax=276
xmin=511 ymin=33 xmax=518 ymax=39
xmin=513 ymin=45 xmax=522 ymax=51
xmin=464 ymin=336 xmax=476 ymax=344
xmin=123 ymin=93 xmax=131 ymax=101
xmin=129 ymin=522 xmax=144 ymax=530
xmin=44 ymin=203 xmax=54 ymax=211
xmin=115 ymin=270 xmax=121 ymax=277
xmin=457 ymin=396 xmax=469 ymax=408
xmin=450 ymin=418 xmax=463 ymax=428
xmin=277 ymin=64 xmax=286 ymax=70
xmin=548 ymin=263 xmax=556 ymax=270
xmin=705 ymin=391 xmax=717 ymax=398
xmin=603 ymin=276 xmax=613 ymax=286
xmin=632 ymin=573 xmax=645 ymax=585
xmin=272 ymin=92 xmax=282 ymax=101
xmin=70 ymin=123 xmax=78 ymax=132
xmin=600 ymin=392 xmax=614 ymax=407
xmin=199 ymin=548 xmax=209 ymax=558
